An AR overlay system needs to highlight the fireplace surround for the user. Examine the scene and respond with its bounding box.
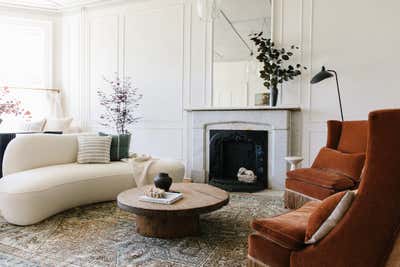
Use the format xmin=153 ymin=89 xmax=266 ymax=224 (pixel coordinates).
xmin=186 ymin=106 xmax=300 ymax=190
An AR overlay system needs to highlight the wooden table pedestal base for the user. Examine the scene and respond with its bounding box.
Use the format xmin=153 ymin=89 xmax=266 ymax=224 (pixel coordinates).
xmin=136 ymin=214 xmax=200 ymax=238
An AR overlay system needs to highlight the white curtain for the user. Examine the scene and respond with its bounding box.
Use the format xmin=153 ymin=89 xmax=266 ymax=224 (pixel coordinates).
xmin=45 ymin=92 xmax=64 ymax=118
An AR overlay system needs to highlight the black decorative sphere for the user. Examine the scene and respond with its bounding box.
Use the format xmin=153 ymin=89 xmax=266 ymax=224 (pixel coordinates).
xmin=154 ymin=172 xmax=172 ymax=192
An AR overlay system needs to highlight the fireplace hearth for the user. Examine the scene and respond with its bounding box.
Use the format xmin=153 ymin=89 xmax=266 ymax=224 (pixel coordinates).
xmin=209 ymin=130 xmax=268 ymax=192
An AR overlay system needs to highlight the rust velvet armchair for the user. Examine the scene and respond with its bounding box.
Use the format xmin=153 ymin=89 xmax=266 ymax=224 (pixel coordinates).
xmin=284 ymin=120 xmax=368 ymax=209
xmin=248 ymin=109 xmax=400 ymax=267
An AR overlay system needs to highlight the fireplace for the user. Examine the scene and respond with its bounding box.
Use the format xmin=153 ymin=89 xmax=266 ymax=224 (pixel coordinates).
xmin=208 ymin=130 xmax=268 ymax=192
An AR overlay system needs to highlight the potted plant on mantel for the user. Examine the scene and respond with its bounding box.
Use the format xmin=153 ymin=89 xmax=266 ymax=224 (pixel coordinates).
xmin=250 ymin=32 xmax=307 ymax=106
xmin=97 ymin=75 xmax=142 ymax=160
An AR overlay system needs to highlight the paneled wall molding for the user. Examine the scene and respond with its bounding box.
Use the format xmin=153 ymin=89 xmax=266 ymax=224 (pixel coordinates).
xmin=60 ymin=0 xmax=400 ymax=170
xmin=80 ymin=7 xmax=89 ymax=129
xmin=63 ymin=0 xmax=193 ymax=161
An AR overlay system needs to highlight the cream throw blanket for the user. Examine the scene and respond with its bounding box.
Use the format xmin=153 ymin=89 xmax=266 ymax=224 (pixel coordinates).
xmin=127 ymin=153 xmax=157 ymax=187
xmin=125 ymin=153 xmax=185 ymax=187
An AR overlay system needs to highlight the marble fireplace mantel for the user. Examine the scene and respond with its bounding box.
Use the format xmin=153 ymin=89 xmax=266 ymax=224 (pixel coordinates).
xmin=185 ymin=105 xmax=301 ymax=112
xmin=185 ymin=106 xmax=301 ymax=190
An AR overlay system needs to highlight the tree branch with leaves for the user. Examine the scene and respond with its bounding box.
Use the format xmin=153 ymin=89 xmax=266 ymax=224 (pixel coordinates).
xmin=97 ymin=75 xmax=142 ymax=135
xmin=250 ymin=32 xmax=307 ymax=105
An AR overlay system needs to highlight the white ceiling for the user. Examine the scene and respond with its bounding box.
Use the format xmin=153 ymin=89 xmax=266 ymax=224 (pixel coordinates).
xmin=214 ymin=0 xmax=271 ymax=62
xmin=0 ymin=0 xmax=112 ymax=11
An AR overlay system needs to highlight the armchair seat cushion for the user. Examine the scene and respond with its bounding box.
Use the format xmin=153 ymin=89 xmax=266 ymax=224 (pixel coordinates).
xmin=251 ymin=201 xmax=320 ymax=250
xmin=286 ymin=178 xmax=335 ymax=200
xmin=287 ymin=168 xmax=355 ymax=190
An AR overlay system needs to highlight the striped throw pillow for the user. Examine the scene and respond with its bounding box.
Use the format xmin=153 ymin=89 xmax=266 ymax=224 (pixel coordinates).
xmin=77 ymin=136 xmax=112 ymax=164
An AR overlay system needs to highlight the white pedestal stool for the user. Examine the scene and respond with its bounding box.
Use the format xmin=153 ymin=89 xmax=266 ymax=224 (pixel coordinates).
xmin=284 ymin=156 xmax=304 ymax=171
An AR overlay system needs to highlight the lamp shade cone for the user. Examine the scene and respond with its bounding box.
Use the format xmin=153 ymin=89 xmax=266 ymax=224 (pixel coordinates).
xmin=310 ymin=66 xmax=334 ymax=84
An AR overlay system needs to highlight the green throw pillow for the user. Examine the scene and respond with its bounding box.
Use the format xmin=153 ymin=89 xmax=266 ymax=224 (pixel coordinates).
xmin=99 ymin=132 xmax=131 ymax=161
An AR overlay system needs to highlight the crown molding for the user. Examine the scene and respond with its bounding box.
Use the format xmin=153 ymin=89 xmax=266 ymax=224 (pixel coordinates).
xmin=0 ymin=0 xmax=122 ymax=13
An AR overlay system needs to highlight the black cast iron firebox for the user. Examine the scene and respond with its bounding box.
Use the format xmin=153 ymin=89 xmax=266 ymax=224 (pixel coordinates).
xmin=208 ymin=130 xmax=268 ymax=192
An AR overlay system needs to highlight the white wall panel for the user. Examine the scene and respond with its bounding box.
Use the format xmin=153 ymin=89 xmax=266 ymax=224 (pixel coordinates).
xmin=124 ymin=4 xmax=184 ymax=122
xmin=66 ymin=0 xmax=190 ymax=161
xmin=88 ymin=14 xmax=119 ymax=124
xmin=132 ymin=128 xmax=183 ymax=159
xmin=309 ymin=0 xmax=400 ymax=122
xmin=58 ymin=0 xmax=400 ymax=170
xmin=276 ymin=0 xmax=400 ymax=165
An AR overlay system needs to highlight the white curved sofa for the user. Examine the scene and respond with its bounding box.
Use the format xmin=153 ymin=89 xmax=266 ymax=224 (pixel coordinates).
xmin=0 ymin=134 xmax=185 ymax=225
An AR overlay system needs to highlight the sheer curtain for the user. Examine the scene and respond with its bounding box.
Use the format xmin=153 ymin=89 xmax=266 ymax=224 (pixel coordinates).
xmin=45 ymin=92 xmax=64 ymax=119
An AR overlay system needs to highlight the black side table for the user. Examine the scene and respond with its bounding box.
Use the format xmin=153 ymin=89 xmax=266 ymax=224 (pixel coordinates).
xmin=0 ymin=133 xmax=16 ymax=178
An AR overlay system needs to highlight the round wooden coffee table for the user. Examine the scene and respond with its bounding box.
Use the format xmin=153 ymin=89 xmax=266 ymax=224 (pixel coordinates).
xmin=117 ymin=183 xmax=229 ymax=238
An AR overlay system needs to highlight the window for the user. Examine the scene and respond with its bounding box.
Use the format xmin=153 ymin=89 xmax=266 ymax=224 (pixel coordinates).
xmin=0 ymin=17 xmax=53 ymax=119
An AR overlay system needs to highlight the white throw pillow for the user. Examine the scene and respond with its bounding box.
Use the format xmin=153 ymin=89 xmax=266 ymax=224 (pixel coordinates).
xmin=0 ymin=117 xmax=46 ymax=132
xmin=0 ymin=117 xmax=21 ymax=132
xmin=77 ymin=136 xmax=112 ymax=164
xmin=19 ymin=119 xmax=46 ymax=132
xmin=44 ymin=117 xmax=73 ymax=132
xmin=305 ymin=191 xmax=355 ymax=244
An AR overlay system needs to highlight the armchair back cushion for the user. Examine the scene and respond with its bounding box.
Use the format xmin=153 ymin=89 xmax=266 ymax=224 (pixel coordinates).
xmin=337 ymin=121 xmax=368 ymax=153
xmin=312 ymin=147 xmax=365 ymax=181
xmin=2 ymin=134 xmax=79 ymax=176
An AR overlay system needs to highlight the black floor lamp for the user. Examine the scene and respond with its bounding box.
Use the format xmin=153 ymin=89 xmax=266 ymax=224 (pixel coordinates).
xmin=310 ymin=66 xmax=344 ymax=121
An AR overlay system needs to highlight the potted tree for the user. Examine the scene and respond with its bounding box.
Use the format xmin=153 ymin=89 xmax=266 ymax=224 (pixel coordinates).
xmin=250 ymin=32 xmax=307 ymax=106
xmin=97 ymin=75 xmax=142 ymax=160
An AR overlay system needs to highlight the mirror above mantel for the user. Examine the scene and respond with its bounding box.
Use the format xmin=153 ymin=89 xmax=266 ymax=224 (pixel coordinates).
xmin=211 ymin=0 xmax=272 ymax=107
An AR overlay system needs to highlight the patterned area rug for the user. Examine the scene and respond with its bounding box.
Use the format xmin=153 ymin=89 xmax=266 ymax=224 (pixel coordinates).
xmin=0 ymin=193 xmax=285 ymax=267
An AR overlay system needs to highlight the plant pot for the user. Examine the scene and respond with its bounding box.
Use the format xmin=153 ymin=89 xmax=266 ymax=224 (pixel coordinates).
xmin=270 ymin=87 xmax=278 ymax=107
xmin=99 ymin=132 xmax=131 ymax=161
xmin=154 ymin=172 xmax=173 ymax=192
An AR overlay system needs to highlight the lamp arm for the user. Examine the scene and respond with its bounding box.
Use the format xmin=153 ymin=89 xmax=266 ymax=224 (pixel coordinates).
xmin=328 ymin=69 xmax=344 ymax=121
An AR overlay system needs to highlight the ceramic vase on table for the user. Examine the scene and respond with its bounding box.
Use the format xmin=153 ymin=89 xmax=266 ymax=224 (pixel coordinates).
xmin=154 ymin=173 xmax=173 ymax=192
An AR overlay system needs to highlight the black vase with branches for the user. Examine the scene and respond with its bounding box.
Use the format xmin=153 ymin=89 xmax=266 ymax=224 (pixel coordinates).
xmin=250 ymin=32 xmax=307 ymax=106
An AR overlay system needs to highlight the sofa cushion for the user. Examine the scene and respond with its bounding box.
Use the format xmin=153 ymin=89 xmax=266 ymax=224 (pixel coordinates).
xmin=44 ymin=117 xmax=73 ymax=132
xmin=312 ymin=147 xmax=365 ymax=181
xmin=2 ymin=134 xmax=79 ymax=176
xmin=305 ymin=191 xmax=355 ymax=244
xmin=337 ymin=121 xmax=368 ymax=153
xmin=287 ymin=168 xmax=355 ymax=190
xmin=0 ymin=162 xmax=135 ymax=225
xmin=252 ymin=201 xmax=320 ymax=250
xmin=0 ymin=162 xmax=133 ymax=194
